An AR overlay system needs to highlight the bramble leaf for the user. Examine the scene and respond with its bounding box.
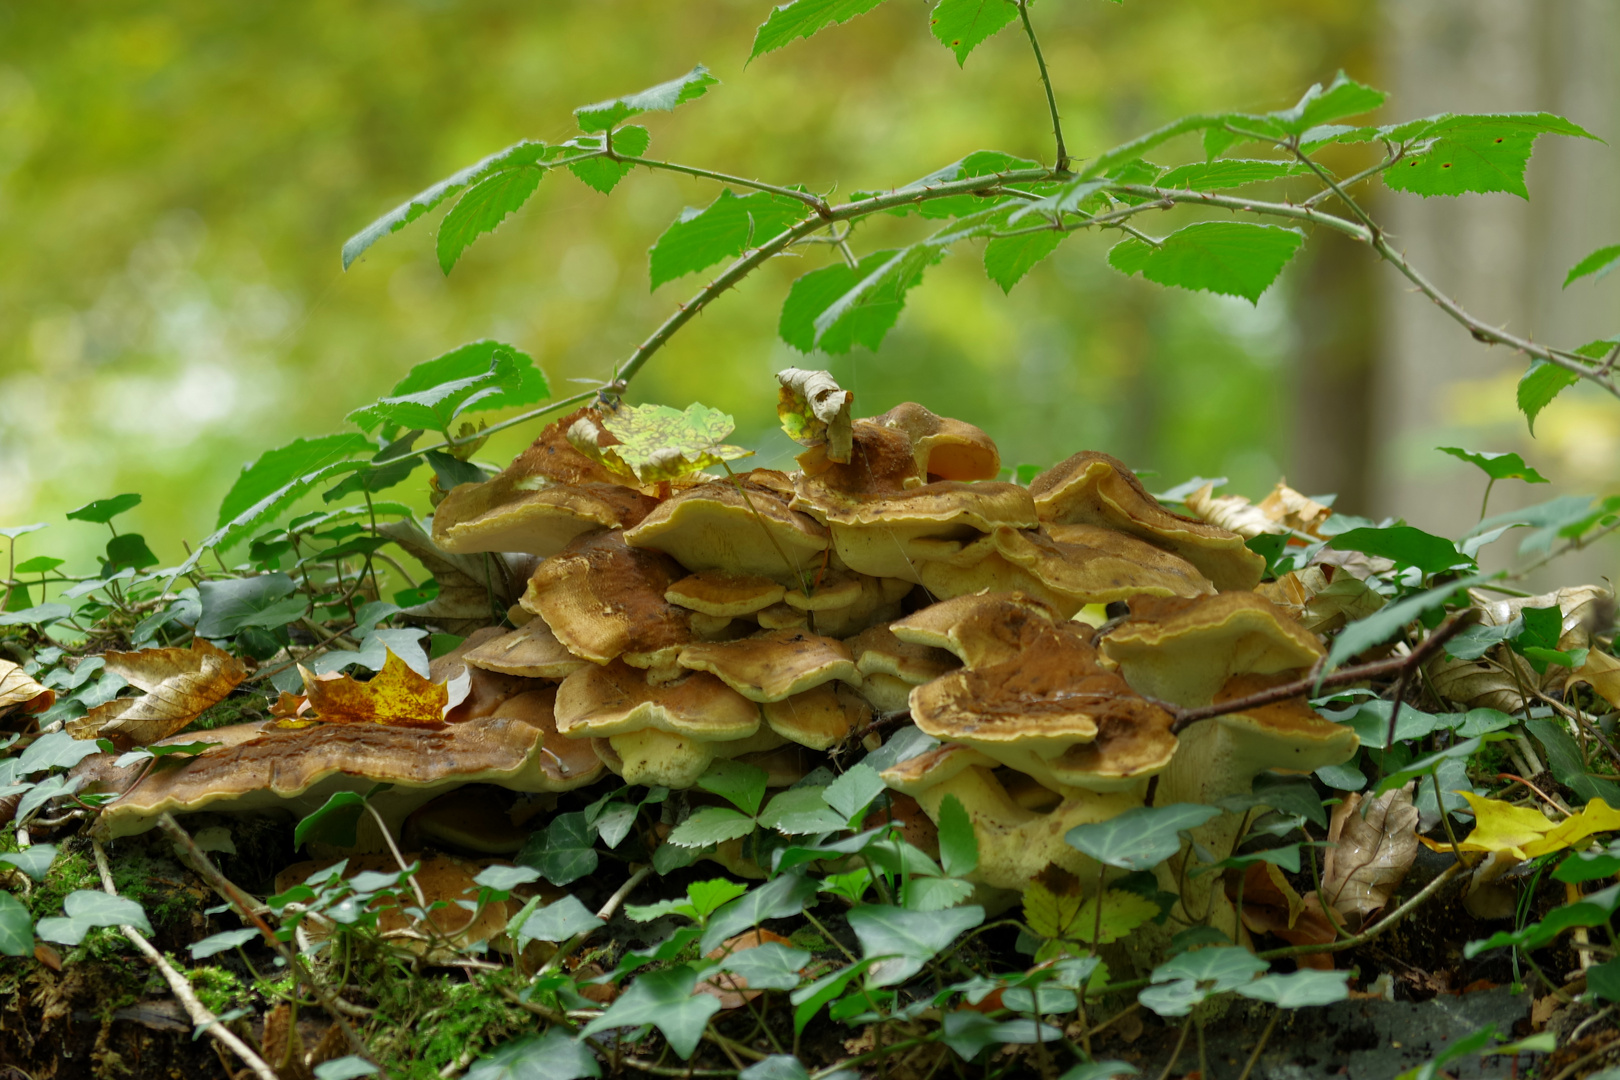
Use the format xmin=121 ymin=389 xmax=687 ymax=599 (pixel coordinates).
xmin=1269 ymin=72 xmax=1386 ymax=135
xmin=811 ymin=244 xmax=947 ymax=350
xmin=215 ymin=434 xmax=373 ymax=530
xmin=1107 ymin=222 xmax=1304 ymax=304
xmin=929 ymin=0 xmax=1019 ymax=65
xmin=1236 ymin=969 xmax=1351 ymax=1007
xmin=649 ymin=189 xmax=806 ymax=288
xmin=751 ymin=0 xmax=890 ymax=60
xmin=1565 ymin=244 xmax=1620 ymax=287
xmin=1155 ymin=159 xmax=1309 ymax=191
xmin=574 ymin=66 xmax=718 ymax=133
xmin=348 ymin=351 xmax=522 ymax=434
xmin=984 ymin=229 xmax=1067 ymax=293
xmin=342 ymin=140 xmax=549 ymax=269
xmin=437 ymin=166 xmax=544 ymax=273
xmin=1379 ymin=113 xmax=1599 ymax=199
xmin=567 ymin=124 xmax=651 ymax=194
xmin=366 ymin=341 xmax=549 ymax=435
xmin=1518 ymin=361 xmax=1581 ymax=435
xmin=1437 ymin=447 xmax=1549 ymax=484
xmin=667 ymin=807 xmax=756 ymax=848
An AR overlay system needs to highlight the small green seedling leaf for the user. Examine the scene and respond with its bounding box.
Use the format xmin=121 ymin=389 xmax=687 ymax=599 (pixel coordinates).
xmin=936 ymin=793 xmax=979 ymax=878
xmin=846 ymin=903 xmax=985 ymax=987
xmin=1107 ymin=222 xmax=1305 ymax=304
xmin=466 ymin=1029 xmax=600 ymax=1080
xmin=1565 ymin=243 xmax=1620 ymax=287
xmin=1066 ymin=803 xmax=1223 ymax=871
xmin=294 ymin=791 xmax=369 ymax=850
xmin=824 ymin=763 xmax=885 ymax=823
xmin=581 ymin=965 xmax=722 ymax=1059
xmin=189 ymin=927 xmax=260 ymax=959
xmin=574 ymin=65 xmax=718 ymax=132
xmin=1059 ymin=1062 xmax=1139 ymax=1080
xmin=66 ymin=494 xmax=141 ymax=525
xmin=312 ymin=1060 xmax=379 ymax=1080
xmin=1438 ymin=447 xmax=1549 ymax=484
xmin=696 ymin=758 xmax=770 ymax=816
xmin=1235 ymin=968 xmax=1351 ymax=1007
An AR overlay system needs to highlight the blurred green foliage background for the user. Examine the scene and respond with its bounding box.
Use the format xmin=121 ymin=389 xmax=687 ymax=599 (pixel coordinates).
xmin=1 ymin=0 xmax=1377 ymax=571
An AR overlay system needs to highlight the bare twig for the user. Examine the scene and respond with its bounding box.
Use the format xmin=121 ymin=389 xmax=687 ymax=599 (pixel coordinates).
xmin=91 ymin=839 xmax=280 ymax=1080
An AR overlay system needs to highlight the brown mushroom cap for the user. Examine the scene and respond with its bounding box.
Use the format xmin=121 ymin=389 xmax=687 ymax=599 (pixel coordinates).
xmin=880 ymin=744 xmax=1143 ymax=891
xmin=794 ymin=420 xmax=923 ymax=496
xmin=847 ymin=623 xmax=961 ymax=685
xmin=783 ymin=572 xmax=911 ymax=638
xmin=909 ymin=627 xmax=1176 ymax=792
xmin=1100 ymin=593 xmax=1325 ymax=707
xmin=889 ymin=591 xmax=1058 ymax=669
xmin=665 ymin=572 xmax=786 ymax=617
xmin=554 ymin=660 xmax=763 ymax=787
xmin=433 ymin=477 xmax=655 ymax=559
xmin=793 ymin=480 xmax=1038 ymax=584
xmin=762 ymin=682 xmax=872 ymax=750
xmin=678 ymin=630 xmax=859 ymax=703
xmin=872 ymin=402 xmax=1001 ymax=482
xmin=623 ymin=472 xmax=829 ymax=587
xmin=77 ymin=685 xmax=604 ymax=843
xmin=464 ymin=622 xmax=589 ymax=680
xmin=521 ymin=530 xmax=692 ymax=666
xmin=1029 ymin=452 xmax=1265 ymax=592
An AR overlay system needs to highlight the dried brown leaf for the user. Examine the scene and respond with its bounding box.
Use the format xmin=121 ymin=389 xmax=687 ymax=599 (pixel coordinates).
xmin=0 ymin=659 xmax=53 ymax=719
xmin=376 ymin=518 xmax=530 ymax=636
xmin=1570 ymin=648 xmax=1620 ymax=710
xmin=1428 ymin=585 xmax=1614 ymax=711
xmin=301 ymin=650 xmax=448 ymax=728
xmin=1322 ymin=787 xmax=1419 ymax=927
xmin=66 ymin=638 xmax=247 ymax=749
xmin=1185 ymin=479 xmax=1331 ymax=540
xmin=1257 ymin=565 xmax=1385 ymax=637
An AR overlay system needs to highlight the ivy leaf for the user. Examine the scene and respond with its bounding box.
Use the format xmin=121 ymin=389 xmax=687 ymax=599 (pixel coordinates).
xmin=1107 ymin=222 xmax=1304 ymax=304
xmin=0 ymin=604 xmax=72 ymax=629
xmin=667 ymin=807 xmax=756 ymax=848
xmin=567 ymin=125 xmax=652 ymax=195
xmin=59 ymin=890 xmax=153 ymax=937
xmin=313 ymin=1060 xmax=379 ymax=1080
xmin=574 ymin=66 xmax=718 ymax=133
xmin=1565 ymin=243 xmax=1620 ymax=288
xmin=196 ymin=573 xmax=301 ymax=638
xmin=0 ymin=843 xmax=57 ymax=881
xmin=901 ymin=876 xmax=976 ymax=912
xmin=700 ymin=871 xmax=817 ymax=953
xmin=929 ymin=0 xmax=1019 ymax=65
xmin=1156 ymin=159 xmax=1310 ymax=191
xmin=718 ymin=943 xmax=811 ymax=992
xmin=751 ymin=0 xmax=890 ymax=60
xmin=294 ymin=791 xmax=369 ymax=849
xmin=1322 ymin=573 xmax=1493 ymax=673
xmin=580 ymin=965 xmax=722 ymax=1059
xmin=466 ymin=1028 xmax=601 ymax=1080
xmin=1065 ymin=803 xmax=1223 ymax=871
xmin=437 ymin=167 xmax=545 ymax=273
xmin=649 ymin=190 xmax=806 ymax=289
xmin=789 ymin=958 xmax=881 ymax=1035
xmin=367 ymin=341 xmax=549 ymax=436
xmin=1327 ymin=525 xmax=1472 ymax=576
xmin=936 ymin=793 xmax=979 ymax=878
xmin=984 ymin=229 xmax=1067 ymax=293
xmin=1140 ymin=946 xmax=1267 ymax=1017
xmin=511 ymin=894 xmax=602 ymax=944
xmin=342 ymin=140 xmax=549 ymax=269
xmin=517 ymin=811 xmax=599 ymax=886
xmin=0 ymin=891 xmax=33 ymax=957
xmin=1235 ymin=969 xmax=1351 ymax=1007
xmin=66 ymin=494 xmax=142 ymax=526
xmin=189 ymin=927 xmax=259 ymax=959
xmin=846 ymin=904 xmax=984 ymax=986
xmin=1467 ymin=884 xmax=1620 ymax=954
xmin=104 ymin=534 xmax=159 ymax=572
xmin=214 ymin=434 xmax=373 ymax=531
xmin=696 ymin=759 xmax=770 ymax=816
xmin=15 ymin=730 xmax=103 ymax=774
xmin=1380 ymin=113 xmax=1598 ymax=199
xmin=1526 ymin=719 xmax=1620 ymax=806
xmin=1437 ymin=447 xmax=1549 ymax=484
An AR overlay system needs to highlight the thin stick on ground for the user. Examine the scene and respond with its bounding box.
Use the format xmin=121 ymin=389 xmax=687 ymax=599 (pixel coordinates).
xmin=90 ymin=839 xmax=280 ymax=1080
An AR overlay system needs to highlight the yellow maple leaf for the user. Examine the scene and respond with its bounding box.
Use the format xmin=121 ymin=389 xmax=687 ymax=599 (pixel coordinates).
xmin=300 ymin=650 xmax=448 ymax=728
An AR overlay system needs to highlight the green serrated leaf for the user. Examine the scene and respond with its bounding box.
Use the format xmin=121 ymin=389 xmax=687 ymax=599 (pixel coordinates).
xmin=371 ymin=341 xmax=549 ymax=435
xmin=341 ymin=140 xmax=550 ymax=269
xmin=575 ymin=66 xmax=718 ymax=133
xmin=780 ymin=250 xmax=904 ymax=353
xmin=349 ymin=352 xmax=522 ymax=434
xmin=649 ymin=189 xmax=806 ymax=289
xmin=751 ymin=0 xmax=890 ymax=60
xmin=929 ymin=0 xmax=1018 ymax=65
xmin=1565 ymin=244 xmax=1620 ymax=287
xmin=759 ymin=786 xmax=845 ymax=835
xmin=1070 ymin=890 xmax=1159 ymax=944
xmin=1107 ymin=221 xmax=1304 ymax=304
xmin=1437 ymin=447 xmax=1549 ymax=484
xmin=1382 ymin=113 xmax=1599 ymax=199
xmin=1517 ymin=360 xmax=1581 ymax=436
xmin=1022 ymin=876 xmax=1084 ymax=940
xmin=1270 ymin=72 xmax=1386 ymax=135
xmin=695 ymin=758 xmax=770 ymax=816
xmin=983 ymin=229 xmax=1067 ymax=293
xmin=811 ymin=244 xmax=946 ymax=350
xmin=667 ymin=807 xmax=756 ymax=848
xmin=215 ymin=435 xmax=374 ymax=530
xmin=437 ymin=167 xmax=544 ymax=274
xmin=823 ymin=763 xmax=885 ymax=823
xmin=567 ymin=125 xmax=651 ymax=195
xmin=1156 ymin=159 xmax=1310 ymax=191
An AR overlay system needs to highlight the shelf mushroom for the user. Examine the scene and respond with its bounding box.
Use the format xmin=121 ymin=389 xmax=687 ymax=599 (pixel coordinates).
xmin=845 ymin=622 xmax=961 ymax=714
xmin=623 ymin=471 xmax=829 ymax=587
xmin=677 ymin=629 xmax=859 ymax=703
xmin=1029 ymin=451 xmax=1265 ymax=592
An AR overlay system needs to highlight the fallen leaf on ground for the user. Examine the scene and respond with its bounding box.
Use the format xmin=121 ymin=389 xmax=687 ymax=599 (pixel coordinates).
xmin=66 ymin=638 xmax=247 ymax=748
xmin=1185 ymin=479 xmax=1331 ymax=539
xmin=1258 ymin=565 xmax=1386 ymax=636
xmin=1570 ymin=648 xmax=1620 ymax=710
xmin=301 ymin=650 xmax=448 ymax=728
xmin=376 ymin=518 xmax=529 ymax=637
xmin=1230 ymin=861 xmax=1337 ymax=969
xmin=1322 ymin=786 xmax=1419 ymax=928
xmin=268 ymin=691 xmax=311 ymax=719
xmin=697 ymin=928 xmax=798 ymax=1009
xmin=1428 ymin=585 xmax=1612 ymax=712
xmin=1455 ymin=792 xmax=1620 ymax=859
xmin=0 ymin=660 xmax=54 ymax=719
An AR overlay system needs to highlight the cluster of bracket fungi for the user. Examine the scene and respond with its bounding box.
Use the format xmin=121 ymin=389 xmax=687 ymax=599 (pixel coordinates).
xmin=76 ymin=369 xmax=1359 ymax=942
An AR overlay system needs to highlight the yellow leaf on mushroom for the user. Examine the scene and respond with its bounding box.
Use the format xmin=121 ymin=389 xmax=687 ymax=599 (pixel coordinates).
xmin=66 ymin=638 xmax=247 ymax=748
xmin=301 ymin=649 xmax=449 ymax=729
xmin=0 ymin=659 xmax=54 ymax=718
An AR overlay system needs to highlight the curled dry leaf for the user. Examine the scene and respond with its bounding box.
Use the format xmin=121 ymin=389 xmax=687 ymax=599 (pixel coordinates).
xmin=0 ymin=659 xmax=54 ymax=719
xmin=1257 ymin=565 xmax=1386 ymax=637
xmin=1570 ymin=648 xmax=1620 ymax=710
xmin=1229 ymin=861 xmax=1337 ymax=970
xmin=376 ymin=518 xmax=531 ymax=637
xmin=1185 ymin=480 xmax=1331 ymax=540
xmin=300 ymin=649 xmax=449 ymax=728
xmin=66 ymin=638 xmax=247 ymax=749
xmin=1428 ymin=585 xmax=1614 ymax=712
xmin=1321 ymin=786 xmax=1419 ymax=929
xmin=777 ymin=367 xmax=853 ymax=463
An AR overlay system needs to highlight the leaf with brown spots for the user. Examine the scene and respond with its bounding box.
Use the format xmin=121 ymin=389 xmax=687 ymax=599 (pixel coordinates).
xmin=301 ymin=650 xmax=448 ymax=728
xmin=0 ymin=660 xmax=53 ymax=719
xmin=66 ymin=638 xmax=247 ymax=749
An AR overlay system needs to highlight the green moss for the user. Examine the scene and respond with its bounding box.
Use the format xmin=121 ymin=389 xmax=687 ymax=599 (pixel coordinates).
xmin=790 ymin=928 xmax=830 ymax=954
xmin=185 ymin=692 xmax=271 ymax=733
xmin=188 ymin=964 xmax=254 ymax=1016
xmin=368 ymin=969 xmax=531 ymax=1079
